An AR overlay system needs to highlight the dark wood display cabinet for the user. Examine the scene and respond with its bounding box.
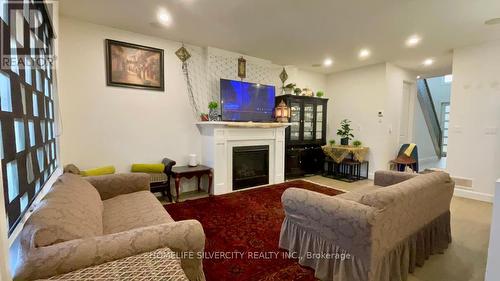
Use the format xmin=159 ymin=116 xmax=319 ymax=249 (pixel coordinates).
xmin=275 ymin=95 xmax=328 ymax=178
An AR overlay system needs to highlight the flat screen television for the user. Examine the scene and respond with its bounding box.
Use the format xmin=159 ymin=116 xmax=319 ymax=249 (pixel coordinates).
xmin=220 ymin=79 xmax=276 ymax=122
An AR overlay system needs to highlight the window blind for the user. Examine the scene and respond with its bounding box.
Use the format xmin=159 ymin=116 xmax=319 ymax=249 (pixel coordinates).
xmin=0 ymin=0 xmax=56 ymax=235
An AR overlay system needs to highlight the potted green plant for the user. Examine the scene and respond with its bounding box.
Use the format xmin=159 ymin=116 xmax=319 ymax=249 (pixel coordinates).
xmin=329 ymin=139 xmax=336 ymax=146
xmin=200 ymin=113 xmax=209 ymax=121
xmin=208 ymin=101 xmax=219 ymax=121
xmin=283 ymin=83 xmax=295 ymax=95
xmin=294 ymin=88 xmax=302 ymax=95
xmin=316 ymin=91 xmax=325 ymax=98
xmin=353 ymin=140 xmax=362 ymax=147
xmin=337 ymin=119 xmax=354 ymax=145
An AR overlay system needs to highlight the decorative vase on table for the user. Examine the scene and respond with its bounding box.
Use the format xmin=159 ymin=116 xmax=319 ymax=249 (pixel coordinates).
xmin=209 ymin=109 xmax=218 ymax=121
xmin=341 ymin=138 xmax=349 ymax=146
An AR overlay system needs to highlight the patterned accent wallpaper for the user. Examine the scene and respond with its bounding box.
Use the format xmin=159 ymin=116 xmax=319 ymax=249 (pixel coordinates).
xmin=181 ymin=46 xmax=280 ymax=116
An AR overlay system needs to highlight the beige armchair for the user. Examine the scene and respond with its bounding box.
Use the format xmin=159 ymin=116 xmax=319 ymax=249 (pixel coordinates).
xmin=14 ymin=173 xmax=206 ymax=281
xmin=279 ymin=171 xmax=454 ymax=281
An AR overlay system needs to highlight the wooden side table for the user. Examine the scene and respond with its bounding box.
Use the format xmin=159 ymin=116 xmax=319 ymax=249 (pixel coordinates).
xmin=171 ymin=165 xmax=213 ymax=202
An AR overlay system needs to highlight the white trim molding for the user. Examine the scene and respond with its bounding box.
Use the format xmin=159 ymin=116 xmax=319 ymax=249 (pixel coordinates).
xmin=453 ymin=186 xmax=494 ymax=203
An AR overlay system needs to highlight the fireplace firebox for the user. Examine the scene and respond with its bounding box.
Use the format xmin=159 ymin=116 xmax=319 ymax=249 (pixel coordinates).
xmin=232 ymin=145 xmax=269 ymax=190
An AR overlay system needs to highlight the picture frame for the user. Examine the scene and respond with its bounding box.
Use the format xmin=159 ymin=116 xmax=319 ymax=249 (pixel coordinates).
xmin=105 ymin=39 xmax=164 ymax=91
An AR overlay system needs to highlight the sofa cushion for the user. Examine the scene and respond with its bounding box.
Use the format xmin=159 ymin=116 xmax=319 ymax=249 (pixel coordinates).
xmin=103 ymin=191 xmax=173 ymax=234
xmin=337 ymin=185 xmax=379 ymax=202
xmin=27 ymin=174 xmax=104 ymax=247
xmin=360 ymin=172 xmax=451 ymax=209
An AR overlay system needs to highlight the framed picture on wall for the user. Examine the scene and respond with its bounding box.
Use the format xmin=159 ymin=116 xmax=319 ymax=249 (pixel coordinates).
xmin=105 ymin=39 xmax=164 ymax=91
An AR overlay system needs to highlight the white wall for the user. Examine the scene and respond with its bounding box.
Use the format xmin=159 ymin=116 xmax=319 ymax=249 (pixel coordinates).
xmin=325 ymin=63 xmax=415 ymax=176
xmin=58 ymin=17 xmax=326 ymax=175
xmin=295 ymin=69 xmax=327 ymax=93
xmin=273 ymin=66 xmax=327 ymax=96
xmin=59 ymin=17 xmax=203 ymax=173
xmin=447 ymin=39 xmax=500 ymax=200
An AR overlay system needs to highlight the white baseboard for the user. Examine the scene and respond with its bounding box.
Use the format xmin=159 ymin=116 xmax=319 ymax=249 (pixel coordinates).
xmin=453 ymin=187 xmax=493 ymax=203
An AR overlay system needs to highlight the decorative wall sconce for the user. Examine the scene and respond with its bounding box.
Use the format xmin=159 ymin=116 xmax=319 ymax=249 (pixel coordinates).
xmin=238 ymin=57 xmax=246 ymax=79
xmin=274 ymin=101 xmax=290 ymax=123
xmin=279 ymin=67 xmax=288 ymax=85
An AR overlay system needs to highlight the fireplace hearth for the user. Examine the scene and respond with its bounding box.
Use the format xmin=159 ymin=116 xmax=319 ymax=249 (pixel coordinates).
xmin=233 ymin=145 xmax=269 ymax=190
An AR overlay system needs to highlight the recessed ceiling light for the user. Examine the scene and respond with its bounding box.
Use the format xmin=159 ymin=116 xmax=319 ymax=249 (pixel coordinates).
xmin=416 ymin=75 xmax=421 ymax=79
xmin=323 ymin=58 xmax=333 ymax=67
xmin=157 ymin=8 xmax=172 ymax=26
xmin=423 ymin=58 xmax=434 ymax=66
xmin=485 ymin=18 xmax=500 ymax=25
xmin=406 ymin=35 xmax=422 ymax=47
xmin=358 ymin=49 xmax=371 ymax=59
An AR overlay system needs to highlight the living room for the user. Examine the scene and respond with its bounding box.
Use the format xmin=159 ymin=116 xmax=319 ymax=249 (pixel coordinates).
xmin=0 ymin=0 xmax=500 ymax=281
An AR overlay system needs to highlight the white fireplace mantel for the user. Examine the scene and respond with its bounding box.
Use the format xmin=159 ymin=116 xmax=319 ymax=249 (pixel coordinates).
xmin=196 ymin=122 xmax=291 ymax=195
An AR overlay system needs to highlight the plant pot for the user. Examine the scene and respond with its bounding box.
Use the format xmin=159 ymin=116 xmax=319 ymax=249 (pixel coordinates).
xmin=284 ymin=88 xmax=293 ymax=95
xmin=341 ymin=138 xmax=349 ymax=146
xmin=200 ymin=114 xmax=209 ymax=121
xmin=208 ymin=109 xmax=219 ymax=121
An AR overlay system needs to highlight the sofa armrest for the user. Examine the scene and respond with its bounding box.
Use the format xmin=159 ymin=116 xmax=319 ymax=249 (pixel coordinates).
xmin=14 ymin=220 xmax=206 ymax=281
xmin=85 ymin=173 xmax=150 ymax=200
xmin=374 ymin=170 xmax=418 ymax=187
xmin=281 ymin=188 xmax=376 ymax=260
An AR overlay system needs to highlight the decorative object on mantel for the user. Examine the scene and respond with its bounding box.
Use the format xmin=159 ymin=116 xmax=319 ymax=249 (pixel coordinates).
xmin=175 ymin=43 xmax=201 ymax=117
xmin=353 ymin=140 xmax=362 ymax=147
xmin=208 ymin=101 xmax=219 ymax=121
xmin=316 ymin=91 xmax=325 ymax=98
xmin=238 ymin=56 xmax=246 ymax=79
xmin=283 ymin=83 xmax=295 ymax=95
xmin=274 ymin=101 xmax=290 ymax=123
xmin=293 ymin=88 xmax=302 ymax=95
xmin=279 ymin=67 xmax=288 ymax=94
xmin=200 ymin=113 xmax=209 ymax=121
xmin=196 ymin=121 xmax=291 ymax=129
xmin=106 ymin=39 xmax=164 ymax=91
xmin=337 ymin=119 xmax=354 ymax=145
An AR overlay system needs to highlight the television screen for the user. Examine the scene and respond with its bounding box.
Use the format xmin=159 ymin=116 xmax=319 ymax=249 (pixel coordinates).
xmin=220 ymin=79 xmax=276 ymax=122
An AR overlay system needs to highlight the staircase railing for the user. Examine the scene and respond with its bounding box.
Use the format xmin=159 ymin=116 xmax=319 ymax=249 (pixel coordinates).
xmin=416 ymin=79 xmax=442 ymax=157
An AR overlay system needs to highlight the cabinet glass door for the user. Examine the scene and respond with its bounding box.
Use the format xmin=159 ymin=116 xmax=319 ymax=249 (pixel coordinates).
xmin=316 ymin=104 xmax=323 ymax=140
xmin=289 ymin=102 xmax=301 ymax=141
xmin=303 ymin=103 xmax=314 ymax=140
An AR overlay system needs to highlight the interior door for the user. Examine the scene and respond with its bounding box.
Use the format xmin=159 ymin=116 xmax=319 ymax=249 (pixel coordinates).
xmin=399 ymin=82 xmax=413 ymax=144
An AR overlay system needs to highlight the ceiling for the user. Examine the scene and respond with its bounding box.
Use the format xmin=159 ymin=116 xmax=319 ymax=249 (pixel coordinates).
xmin=59 ymin=0 xmax=500 ymax=76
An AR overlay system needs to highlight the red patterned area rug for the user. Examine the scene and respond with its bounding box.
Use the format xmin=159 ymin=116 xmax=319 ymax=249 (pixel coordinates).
xmin=164 ymin=180 xmax=343 ymax=281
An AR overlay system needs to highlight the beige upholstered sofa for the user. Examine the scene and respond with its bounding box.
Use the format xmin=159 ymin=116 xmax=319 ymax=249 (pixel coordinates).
xmin=14 ymin=173 xmax=206 ymax=281
xmin=280 ymin=170 xmax=454 ymax=281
